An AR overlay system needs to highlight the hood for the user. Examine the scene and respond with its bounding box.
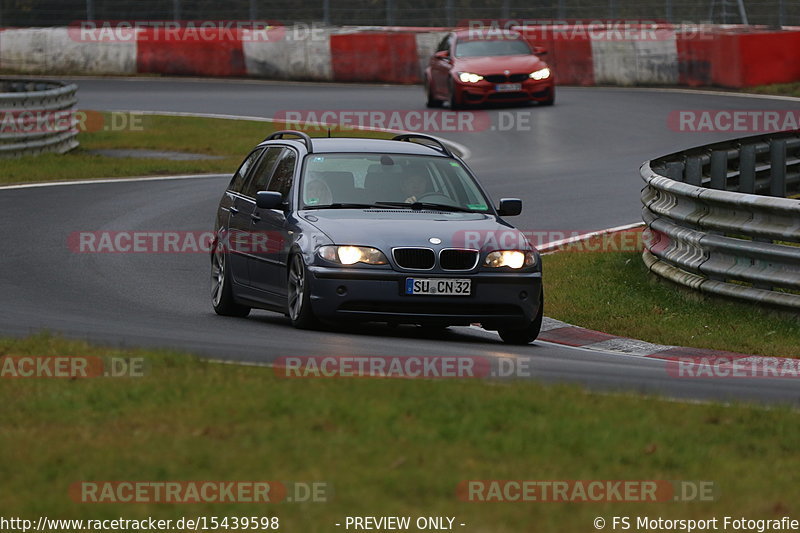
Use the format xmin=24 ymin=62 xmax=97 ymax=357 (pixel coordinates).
xmin=302 ymin=209 xmax=533 ymax=252
xmin=454 ymin=54 xmax=547 ymax=75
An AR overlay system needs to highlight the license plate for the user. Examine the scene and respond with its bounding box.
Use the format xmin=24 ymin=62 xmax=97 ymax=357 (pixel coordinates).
xmin=405 ymin=278 xmax=471 ymax=296
xmin=495 ymin=83 xmax=522 ymax=92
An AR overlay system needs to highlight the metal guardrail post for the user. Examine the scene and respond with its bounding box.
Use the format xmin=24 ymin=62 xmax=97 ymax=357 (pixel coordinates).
xmin=685 ymin=155 xmax=703 ymax=185
xmin=710 ymin=150 xmax=727 ymax=190
xmin=770 ymin=139 xmax=787 ymax=197
xmin=0 ymin=80 xmax=80 ymax=158
xmin=738 ymin=143 xmax=756 ymax=194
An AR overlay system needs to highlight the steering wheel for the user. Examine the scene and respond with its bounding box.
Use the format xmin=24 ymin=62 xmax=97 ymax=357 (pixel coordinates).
xmin=414 ymin=192 xmax=456 ymax=204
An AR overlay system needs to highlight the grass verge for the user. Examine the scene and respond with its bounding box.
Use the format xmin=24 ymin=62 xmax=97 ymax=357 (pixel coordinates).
xmin=543 ymin=247 xmax=800 ymax=357
xmin=0 ymin=112 xmax=390 ymax=185
xmin=0 ymin=334 xmax=798 ymax=532
xmin=747 ymin=82 xmax=800 ymax=98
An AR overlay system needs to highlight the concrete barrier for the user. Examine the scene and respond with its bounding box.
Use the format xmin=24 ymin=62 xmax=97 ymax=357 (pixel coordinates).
xmin=1 ymin=25 xmax=799 ymax=88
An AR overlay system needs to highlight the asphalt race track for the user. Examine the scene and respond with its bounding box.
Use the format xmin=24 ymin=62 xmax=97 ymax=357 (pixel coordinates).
xmin=2 ymin=78 xmax=798 ymax=404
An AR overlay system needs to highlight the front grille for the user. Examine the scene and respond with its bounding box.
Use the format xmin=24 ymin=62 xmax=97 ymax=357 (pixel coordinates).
xmin=488 ymin=92 xmax=528 ymax=100
xmin=393 ymin=248 xmax=435 ymax=270
xmin=484 ymin=73 xmax=528 ymax=83
xmin=440 ymin=249 xmax=479 ymax=270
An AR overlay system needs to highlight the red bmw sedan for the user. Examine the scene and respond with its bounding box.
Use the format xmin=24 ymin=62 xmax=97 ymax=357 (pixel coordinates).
xmin=424 ymin=29 xmax=555 ymax=109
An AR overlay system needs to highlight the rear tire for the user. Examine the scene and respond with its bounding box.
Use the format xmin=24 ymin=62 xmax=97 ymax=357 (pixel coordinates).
xmin=498 ymin=292 xmax=543 ymax=345
xmin=211 ymin=243 xmax=250 ymax=318
xmin=287 ymin=254 xmax=319 ymax=329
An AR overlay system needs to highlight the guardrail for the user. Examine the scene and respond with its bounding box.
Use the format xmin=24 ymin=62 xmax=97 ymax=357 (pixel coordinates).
xmin=0 ymin=80 xmax=79 ymax=157
xmin=640 ymin=130 xmax=800 ymax=310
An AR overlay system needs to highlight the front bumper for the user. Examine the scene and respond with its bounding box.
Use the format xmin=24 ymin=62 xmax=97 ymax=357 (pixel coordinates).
xmin=456 ymin=79 xmax=554 ymax=104
xmin=307 ymin=266 xmax=542 ymax=328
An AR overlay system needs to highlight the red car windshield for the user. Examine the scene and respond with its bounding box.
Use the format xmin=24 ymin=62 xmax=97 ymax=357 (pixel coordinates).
xmin=455 ymin=39 xmax=531 ymax=58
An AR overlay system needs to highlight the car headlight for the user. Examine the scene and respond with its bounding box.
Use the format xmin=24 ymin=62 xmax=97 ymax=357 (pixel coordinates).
xmin=529 ymin=67 xmax=551 ymax=80
xmin=458 ymin=72 xmax=484 ymax=83
xmin=484 ymin=250 xmax=537 ymax=269
xmin=319 ymin=245 xmax=388 ymax=266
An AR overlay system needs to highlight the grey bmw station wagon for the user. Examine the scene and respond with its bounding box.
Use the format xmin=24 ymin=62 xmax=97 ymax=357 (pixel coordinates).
xmin=211 ymin=131 xmax=543 ymax=344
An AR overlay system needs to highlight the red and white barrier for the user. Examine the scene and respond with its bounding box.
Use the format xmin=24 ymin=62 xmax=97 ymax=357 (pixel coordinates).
xmin=1 ymin=24 xmax=799 ymax=88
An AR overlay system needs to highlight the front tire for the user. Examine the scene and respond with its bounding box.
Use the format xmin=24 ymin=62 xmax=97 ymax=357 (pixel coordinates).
xmin=287 ymin=254 xmax=319 ymax=329
xmin=448 ymin=80 xmax=462 ymax=110
xmin=539 ymin=88 xmax=555 ymax=106
xmin=498 ymin=292 xmax=543 ymax=345
xmin=211 ymin=243 xmax=250 ymax=318
xmin=425 ymin=76 xmax=443 ymax=108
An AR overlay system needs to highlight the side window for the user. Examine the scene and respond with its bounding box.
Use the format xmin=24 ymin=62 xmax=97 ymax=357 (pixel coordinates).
xmin=436 ymin=35 xmax=450 ymax=53
xmin=229 ymin=148 xmax=264 ymax=193
xmin=241 ymin=147 xmax=282 ymax=198
xmin=267 ymin=149 xmax=297 ymax=200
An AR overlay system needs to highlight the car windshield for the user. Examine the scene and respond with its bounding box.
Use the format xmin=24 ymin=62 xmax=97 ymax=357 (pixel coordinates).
xmin=455 ymin=38 xmax=532 ymax=57
xmin=300 ymin=153 xmax=491 ymax=212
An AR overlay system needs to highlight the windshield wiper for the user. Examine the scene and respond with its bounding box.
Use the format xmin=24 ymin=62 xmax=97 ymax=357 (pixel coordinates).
xmin=374 ymin=201 xmax=476 ymax=213
xmin=303 ymin=202 xmax=384 ymax=210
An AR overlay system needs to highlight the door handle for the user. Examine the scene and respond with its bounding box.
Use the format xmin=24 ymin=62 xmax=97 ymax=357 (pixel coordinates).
xmin=250 ymin=213 xmax=261 ymax=222
xmin=229 ymin=206 xmax=239 ymax=215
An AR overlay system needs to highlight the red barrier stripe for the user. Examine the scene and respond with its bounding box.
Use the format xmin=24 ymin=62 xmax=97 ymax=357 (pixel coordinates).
xmin=136 ymin=28 xmax=245 ymax=77
xmin=330 ymin=32 xmax=419 ymax=84
xmin=676 ymin=34 xmax=713 ymax=87
xmin=737 ymin=31 xmax=800 ymax=87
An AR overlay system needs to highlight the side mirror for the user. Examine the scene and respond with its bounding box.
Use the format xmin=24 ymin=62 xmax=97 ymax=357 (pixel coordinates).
xmin=533 ymin=46 xmax=548 ymax=56
xmin=256 ymin=191 xmax=284 ymax=210
xmin=497 ymin=198 xmax=522 ymax=216
xmin=434 ymin=50 xmax=451 ymax=62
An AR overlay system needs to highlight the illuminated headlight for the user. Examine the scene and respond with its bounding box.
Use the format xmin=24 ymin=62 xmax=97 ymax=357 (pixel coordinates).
xmin=319 ymin=245 xmax=388 ymax=266
xmin=529 ymin=68 xmax=551 ymax=80
xmin=458 ymin=72 xmax=484 ymax=83
xmin=484 ymin=250 xmax=537 ymax=269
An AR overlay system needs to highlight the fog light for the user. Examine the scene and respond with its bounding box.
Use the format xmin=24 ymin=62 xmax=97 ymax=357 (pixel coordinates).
xmin=336 ymin=286 xmax=347 ymax=295
xmin=519 ymin=291 xmax=528 ymax=300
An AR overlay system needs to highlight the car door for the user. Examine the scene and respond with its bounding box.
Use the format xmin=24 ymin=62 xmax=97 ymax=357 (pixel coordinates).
xmin=222 ymin=147 xmax=265 ymax=287
xmin=247 ymin=147 xmax=298 ymax=296
xmin=232 ymin=146 xmax=282 ymax=287
xmin=430 ymin=34 xmax=454 ymax=98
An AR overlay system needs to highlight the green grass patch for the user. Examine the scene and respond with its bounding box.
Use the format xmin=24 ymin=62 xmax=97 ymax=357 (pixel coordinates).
xmin=747 ymin=82 xmax=800 ymax=99
xmin=0 ymin=334 xmax=798 ymax=532
xmin=0 ymin=112 xmax=391 ymax=185
xmin=543 ymin=250 xmax=800 ymax=357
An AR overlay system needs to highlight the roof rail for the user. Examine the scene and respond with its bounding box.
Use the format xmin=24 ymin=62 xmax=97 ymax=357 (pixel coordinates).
xmin=391 ymin=133 xmax=453 ymax=157
xmin=264 ymin=130 xmax=314 ymax=153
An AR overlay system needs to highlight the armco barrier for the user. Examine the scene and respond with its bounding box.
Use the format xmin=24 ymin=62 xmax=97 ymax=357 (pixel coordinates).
xmin=2 ymin=25 xmax=800 ymax=88
xmin=641 ymin=130 xmax=800 ymax=309
xmin=0 ymin=79 xmax=79 ymax=157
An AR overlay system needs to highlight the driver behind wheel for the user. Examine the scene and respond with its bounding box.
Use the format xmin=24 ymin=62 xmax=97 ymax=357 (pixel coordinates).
xmin=304 ymin=178 xmax=333 ymax=206
xmin=401 ymin=174 xmax=429 ymax=203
